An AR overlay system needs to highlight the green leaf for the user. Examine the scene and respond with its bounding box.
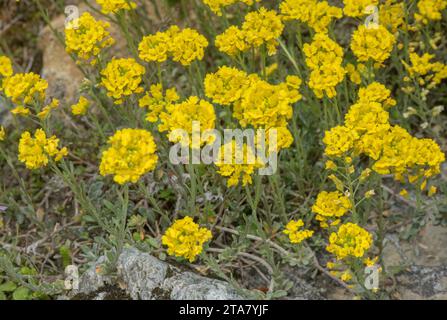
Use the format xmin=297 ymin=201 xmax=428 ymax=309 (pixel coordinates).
xmin=0 ymin=281 xmax=17 ymax=292
xmin=0 ymin=291 xmax=6 ymax=300
xmin=12 ymin=287 xmax=31 ymax=300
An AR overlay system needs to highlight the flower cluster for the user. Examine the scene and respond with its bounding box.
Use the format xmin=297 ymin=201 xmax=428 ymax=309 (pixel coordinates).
xmin=2 ymin=72 xmax=47 ymax=106
xmin=414 ymin=0 xmax=447 ymax=24
xmin=100 ymin=58 xmax=145 ymax=104
xmin=215 ymin=141 xmax=264 ymax=187
xmin=139 ymin=84 xmax=179 ymax=122
xmin=312 ymin=191 xmax=352 ymax=228
xmin=326 ymin=222 xmax=372 ymax=260
xmin=71 ymin=96 xmax=90 ymax=116
xmin=65 ymin=12 xmax=115 ymax=65
xmin=99 ymin=129 xmax=158 ymax=184
xmin=139 ymin=26 xmax=208 ymax=66
xmin=379 ymin=0 xmax=406 ymax=33
xmin=18 ymin=129 xmax=68 ymax=169
xmin=283 ymin=219 xmax=314 ymax=244
xmin=216 ymin=7 xmax=284 ymax=56
xmin=95 ymin=0 xmax=137 ymax=14
xmin=350 ymin=25 xmax=396 ymax=65
xmin=343 ymin=0 xmax=379 ymax=17
xmin=0 ymin=55 xmax=13 ymax=78
xmin=204 ymin=66 xmax=249 ymax=106
xmin=357 ymin=82 xmax=396 ymax=108
xmin=158 ymin=96 xmax=216 ymax=147
xmin=280 ymin=0 xmax=342 ymax=33
xmin=303 ymin=33 xmax=346 ymax=98
xmin=404 ymin=53 xmax=447 ymax=89
xmin=203 ymin=0 xmax=260 ymax=16
xmin=161 ymin=216 xmax=212 ymax=262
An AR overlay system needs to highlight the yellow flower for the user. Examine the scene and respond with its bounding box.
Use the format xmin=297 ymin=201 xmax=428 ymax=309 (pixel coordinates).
xmin=71 ymin=96 xmax=90 ymax=116
xmin=203 ymin=0 xmax=260 ymax=16
xmin=162 ymin=216 xmax=212 ymax=262
xmin=414 ymin=0 xmax=447 ymax=24
xmin=283 ymin=219 xmax=314 ymax=244
xmin=326 ymin=223 xmax=372 ymax=260
xmin=215 ymin=141 xmax=264 ymax=187
xmin=404 ymin=53 xmax=447 ymax=89
xmin=323 ymin=125 xmax=358 ymax=157
xmin=100 ymin=58 xmax=145 ymax=104
xmin=428 ymin=186 xmax=437 ymax=196
xmin=350 ymin=25 xmax=396 ymax=65
xmin=65 ymin=12 xmax=115 ymax=65
xmin=99 ymin=129 xmax=158 ymax=184
xmin=18 ymin=129 xmax=68 ymax=169
xmin=343 ymin=0 xmax=379 ymax=17
xmin=2 ymin=72 xmax=48 ymax=105
xmin=325 ymin=160 xmax=337 ymax=170
xmin=215 ymin=26 xmax=248 ymax=57
xmin=11 ymin=106 xmax=31 ymax=116
xmin=303 ymin=33 xmax=346 ymax=98
xmin=139 ymin=84 xmax=179 ymax=123
xmin=346 ymin=63 xmax=361 ymax=85
xmin=357 ymin=82 xmax=396 ymax=108
xmin=379 ymin=0 xmax=406 ymax=33
xmin=0 ymin=126 xmax=5 ymax=141
xmin=138 ymin=31 xmax=171 ymax=63
xmin=169 ymin=27 xmax=208 ymax=66
xmin=204 ymin=66 xmax=249 ymax=106
xmin=0 ymin=55 xmax=13 ymax=77
xmin=280 ymin=0 xmax=342 ymax=33
xmin=95 ymin=0 xmax=137 ymax=14
xmin=37 ymin=98 xmax=60 ymax=120
xmin=158 ymin=96 xmax=216 ymax=148
xmin=312 ymin=191 xmax=352 ymax=227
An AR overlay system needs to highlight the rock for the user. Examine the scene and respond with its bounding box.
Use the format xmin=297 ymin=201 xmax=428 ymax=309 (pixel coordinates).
xmin=395 ymin=265 xmax=447 ymax=299
xmin=67 ymin=247 xmax=243 ymax=300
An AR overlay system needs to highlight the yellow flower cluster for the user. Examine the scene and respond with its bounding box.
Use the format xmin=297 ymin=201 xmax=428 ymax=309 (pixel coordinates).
xmin=100 ymin=58 xmax=145 ymax=104
xmin=37 ymin=98 xmax=60 ymax=120
xmin=414 ymin=0 xmax=447 ymax=24
xmin=99 ymin=129 xmax=158 ymax=184
xmin=379 ymin=0 xmax=406 ymax=33
xmin=161 ymin=216 xmax=212 ymax=262
xmin=404 ymin=53 xmax=447 ymax=89
xmin=65 ymin=12 xmax=115 ymax=65
xmin=95 ymin=0 xmax=137 ymax=14
xmin=283 ymin=219 xmax=314 ymax=244
xmin=204 ymin=66 xmax=249 ymax=106
xmin=139 ymin=84 xmax=179 ymax=122
xmin=343 ymin=0 xmax=379 ymax=17
xmin=0 ymin=55 xmax=13 ymax=78
xmin=158 ymin=96 xmax=216 ymax=147
xmin=312 ymin=191 xmax=352 ymax=228
xmin=203 ymin=0 xmax=260 ymax=16
xmin=350 ymin=25 xmax=396 ymax=65
xmin=71 ymin=96 xmax=90 ymax=116
xmin=18 ymin=129 xmax=68 ymax=169
xmin=323 ymin=85 xmax=445 ymax=184
xmin=139 ymin=26 xmax=208 ymax=66
xmin=326 ymin=222 xmax=372 ymax=260
xmin=2 ymin=72 xmax=48 ymax=106
xmin=357 ymin=82 xmax=396 ymax=108
xmin=216 ymin=7 xmax=284 ymax=56
xmin=303 ymin=33 xmax=346 ymax=98
xmin=215 ymin=141 xmax=264 ymax=187
xmin=280 ymin=0 xmax=342 ymax=33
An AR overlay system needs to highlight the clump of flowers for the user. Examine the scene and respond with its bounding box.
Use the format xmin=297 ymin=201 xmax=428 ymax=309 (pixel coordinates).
xmin=414 ymin=0 xmax=447 ymax=24
xmin=71 ymin=96 xmax=90 ymax=116
xmin=138 ymin=26 xmax=208 ymax=66
xmin=350 ymin=25 xmax=396 ymax=65
xmin=312 ymin=191 xmax=352 ymax=228
xmin=203 ymin=0 xmax=260 ymax=16
xmin=100 ymin=58 xmax=145 ymax=104
xmin=204 ymin=66 xmax=249 ymax=106
xmin=403 ymin=53 xmax=447 ymax=89
xmin=326 ymin=223 xmax=372 ymax=260
xmin=161 ymin=216 xmax=212 ymax=262
xmin=158 ymin=96 xmax=216 ymax=147
xmin=95 ymin=0 xmax=137 ymax=14
xmin=2 ymin=72 xmax=48 ymax=106
xmin=65 ymin=12 xmax=115 ymax=65
xmin=216 ymin=7 xmax=284 ymax=56
xmin=379 ymin=0 xmax=406 ymax=33
xmin=215 ymin=141 xmax=264 ymax=187
xmin=0 ymin=55 xmax=13 ymax=78
xmin=37 ymin=98 xmax=60 ymax=120
xmin=283 ymin=219 xmax=314 ymax=244
xmin=303 ymin=33 xmax=346 ymax=98
xmin=343 ymin=0 xmax=379 ymax=17
xmin=99 ymin=129 xmax=158 ymax=184
xmin=18 ymin=129 xmax=68 ymax=170
xmin=357 ymin=82 xmax=396 ymax=108
xmin=139 ymin=84 xmax=180 ymax=122
xmin=280 ymin=0 xmax=342 ymax=33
